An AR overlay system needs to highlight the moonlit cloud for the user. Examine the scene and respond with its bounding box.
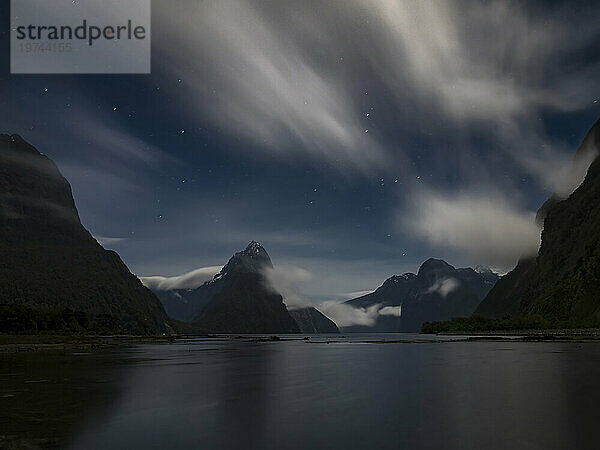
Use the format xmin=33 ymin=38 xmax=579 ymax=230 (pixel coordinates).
xmin=154 ymin=0 xmax=388 ymax=172
xmin=379 ymin=305 xmax=402 ymax=317
xmin=364 ymin=0 xmax=599 ymax=190
xmin=154 ymin=0 xmax=600 ymax=188
xmin=318 ymin=302 xmax=382 ymax=327
xmin=318 ymin=301 xmax=403 ymax=327
xmin=403 ymin=190 xmax=542 ymax=269
xmin=334 ymin=290 xmax=375 ymax=300
xmin=426 ymin=277 xmax=460 ymax=298
xmin=263 ymin=266 xmax=314 ymax=309
xmin=554 ymin=122 xmax=600 ymax=198
xmin=140 ymin=266 xmax=222 ymax=291
xmin=94 ymin=236 xmax=127 ymax=247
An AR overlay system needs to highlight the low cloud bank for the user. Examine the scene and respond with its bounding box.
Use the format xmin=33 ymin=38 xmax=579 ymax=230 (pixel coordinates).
xmin=318 ymin=301 xmax=402 ymax=327
xmin=140 ymin=266 xmax=222 ymax=291
xmin=318 ymin=302 xmax=382 ymax=327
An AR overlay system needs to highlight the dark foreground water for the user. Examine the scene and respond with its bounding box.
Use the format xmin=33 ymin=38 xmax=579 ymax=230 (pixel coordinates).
xmin=2 ymin=334 xmax=600 ymax=449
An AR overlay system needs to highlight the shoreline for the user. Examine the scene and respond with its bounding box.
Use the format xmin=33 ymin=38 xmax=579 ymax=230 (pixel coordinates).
xmin=3 ymin=329 xmax=600 ymax=352
xmin=0 ymin=334 xmax=200 ymax=354
xmin=436 ymin=328 xmax=600 ymax=337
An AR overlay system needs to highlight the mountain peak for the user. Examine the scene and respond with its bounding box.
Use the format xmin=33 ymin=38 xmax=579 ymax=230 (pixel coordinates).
xmin=246 ymin=240 xmax=264 ymax=253
xmin=418 ymin=258 xmax=453 ymax=276
xmin=221 ymin=241 xmax=273 ymax=275
xmin=384 ymin=273 xmax=417 ymax=285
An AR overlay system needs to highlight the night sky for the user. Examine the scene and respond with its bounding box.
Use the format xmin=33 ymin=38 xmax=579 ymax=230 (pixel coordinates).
xmin=1 ymin=0 xmax=599 ymax=302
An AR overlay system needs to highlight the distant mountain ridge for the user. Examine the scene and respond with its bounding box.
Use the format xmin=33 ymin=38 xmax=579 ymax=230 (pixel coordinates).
xmin=345 ymin=258 xmax=499 ymax=332
xmin=476 ymin=118 xmax=600 ymax=326
xmin=0 ymin=134 xmax=169 ymax=334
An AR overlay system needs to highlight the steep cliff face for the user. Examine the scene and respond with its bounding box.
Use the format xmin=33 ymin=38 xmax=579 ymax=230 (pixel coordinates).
xmin=189 ymin=242 xmax=300 ymax=333
xmin=477 ymin=118 xmax=600 ymax=326
xmin=288 ymin=307 xmax=339 ymax=333
xmin=0 ymin=134 xmax=169 ymax=334
xmin=345 ymin=259 xmax=498 ymax=332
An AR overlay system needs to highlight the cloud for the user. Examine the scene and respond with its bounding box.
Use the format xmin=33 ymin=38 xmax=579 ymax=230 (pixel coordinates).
xmin=334 ymin=290 xmax=375 ymax=300
xmin=154 ymin=0 xmax=388 ymax=173
xmin=426 ymin=277 xmax=460 ymax=298
xmin=403 ymin=190 xmax=541 ymax=269
xmin=554 ymin=123 xmax=600 ymax=198
xmin=379 ymin=305 xmax=402 ymax=317
xmin=318 ymin=301 xmax=383 ymax=327
xmin=263 ymin=266 xmax=314 ymax=309
xmin=94 ymin=236 xmax=127 ymax=247
xmin=365 ymin=0 xmax=599 ymax=189
xmin=318 ymin=301 xmax=403 ymax=327
xmin=139 ymin=266 xmax=222 ymax=291
xmin=68 ymin=113 xmax=174 ymax=166
xmin=153 ymin=0 xmax=600 ymax=189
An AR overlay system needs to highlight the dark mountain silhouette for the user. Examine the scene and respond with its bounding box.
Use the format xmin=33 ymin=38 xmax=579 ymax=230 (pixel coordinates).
xmin=0 ymin=134 xmax=169 ymax=335
xmin=173 ymin=242 xmax=300 ymax=333
xmin=288 ymin=307 xmax=339 ymax=333
xmin=345 ymin=259 xmax=498 ymax=332
xmin=476 ymin=118 xmax=600 ymax=327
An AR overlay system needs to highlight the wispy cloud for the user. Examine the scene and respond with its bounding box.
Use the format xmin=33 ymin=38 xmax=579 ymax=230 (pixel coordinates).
xmin=155 ymin=0 xmax=388 ymax=173
xmin=334 ymin=290 xmax=375 ymax=300
xmin=94 ymin=236 xmax=128 ymax=247
xmin=426 ymin=277 xmax=460 ymax=298
xmin=554 ymin=122 xmax=600 ymax=198
xmin=364 ymin=0 xmax=599 ymax=190
xmin=263 ymin=266 xmax=314 ymax=309
xmin=139 ymin=266 xmax=222 ymax=291
xmin=154 ymin=0 xmax=600 ymax=188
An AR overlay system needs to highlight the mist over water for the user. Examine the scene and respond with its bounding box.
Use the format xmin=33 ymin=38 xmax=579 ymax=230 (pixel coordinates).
xmin=3 ymin=337 xmax=599 ymax=449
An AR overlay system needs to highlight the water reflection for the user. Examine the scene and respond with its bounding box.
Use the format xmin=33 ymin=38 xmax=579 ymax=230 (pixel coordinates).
xmin=3 ymin=338 xmax=600 ymax=449
xmin=0 ymin=350 xmax=128 ymax=449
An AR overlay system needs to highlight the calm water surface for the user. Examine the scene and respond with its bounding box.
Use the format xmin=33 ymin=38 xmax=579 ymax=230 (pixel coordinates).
xmin=2 ymin=334 xmax=599 ymax=449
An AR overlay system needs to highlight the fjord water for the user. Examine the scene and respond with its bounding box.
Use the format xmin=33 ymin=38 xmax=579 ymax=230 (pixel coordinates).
xmin=3 ymin=336 xmax=599 ymax=449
